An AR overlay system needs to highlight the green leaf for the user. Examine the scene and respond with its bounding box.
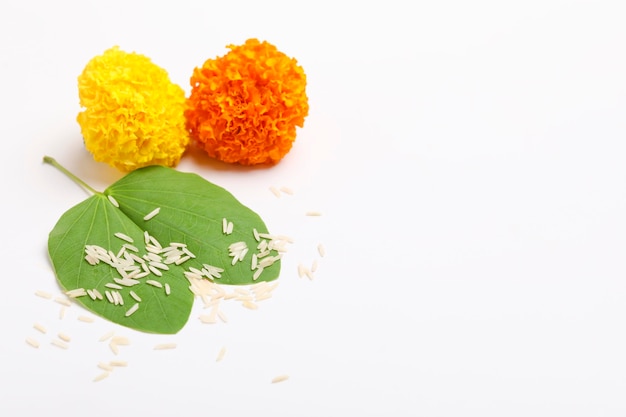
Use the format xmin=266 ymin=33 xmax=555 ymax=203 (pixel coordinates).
xmin=45 ymin=157 xmax=281 ymax=334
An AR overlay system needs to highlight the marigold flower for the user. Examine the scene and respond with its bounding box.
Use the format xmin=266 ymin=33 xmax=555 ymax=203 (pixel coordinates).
xmin=77 ymin=46 xmax=189 ymax=172
xmin=185 ymin=39 xmax=309 ymax=165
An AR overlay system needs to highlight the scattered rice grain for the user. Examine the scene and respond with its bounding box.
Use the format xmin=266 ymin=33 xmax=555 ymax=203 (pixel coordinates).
xmin=255 ymin=293 xmax=273 ymax=302
xmin=33 ymin=323 xmax=47 ymax=334
xmin=114 ymin=277 xmax=140 ymax=287
xmin=297 ymin=263 xmax=306 ymax=278
xmin=66 ymin=288 xmax=87 ymax=298
xmin=306 ymin=211 xmax=322 ymax=216
xmin=123 ymin=243 xmax=139 ymax=252
xmin=269 ymin=186 xmax=281 ymax=198
xmin=109 ymin=360 xmax=128 ymax=367
xmin=114 ymin=232 xmax=134 ymax=243
xmin=252 ymin=267 xmax=264 ymax=281
xmin=242 ymin=300 xmax=259 ymax=310
xmin=147 ymin=235 xmax=162 ymax=249
xmin=58 ymin=333 xmax=71 ymax=342
xmin=98 ymin=362 xmax=114 ymax=372
xmin=26 ymin=337 xmax=39 ymax=348
xmin=35 ymin=290 xmax=53 ymax=299
xmin=99 ymin=330 xmax=115 ymax=342
xmin=129 ymin=291 xmax=142 ymax=302
xmin=279 ymin=186 xmax=294 ymax=195
xmin=271 ymin=375 xmax=289 ymax=384
xmin=149 ymin=261 xmax=169 ymax=271
xmin=111 ymin=336 xmax=130 ymax=345
xmin=154 ymin=343 xmax=177 ymax=350
xmin=217 ymin=310 xmax=228 ymax=323
xmin=317 ymin=243 xmax=326 ymax=257
xmin=164 ymin=283 xmax=171 ymax=296
xmin=78 ymin=315 xmax=95 ymax=323
xmin=105 ymin=283 xmax=123 ymax=290
xmin=54 ymin=296 xmax=71 ymax=307
xmin=148 ymin=265 xmax=163 ymax=276
xmin=216 ymin=346 xmax=226 ymax=362
xmin=112 ymin=291 xmax=124 ymax=305
xmin=51 ymin=339 xmax=69 ymax=349
xmin=143 ymin=207 xmax=161 ymax=221
xmin=93 ymin=372 xmax=110 ymax=382
xmin=182 ymin=247 xmax=196 ymax=258
xmin=125 ymin=303 xmax=139 ymax=317
xmin=107 ymin=195 xmax=119 ymax=207
xmin=174 ymin=255 xmax=191 ymax=265
xmin=199 ymin=314 xmax=216 ymax=324
xmin=305 ymin=269 xmax=315 ymax=280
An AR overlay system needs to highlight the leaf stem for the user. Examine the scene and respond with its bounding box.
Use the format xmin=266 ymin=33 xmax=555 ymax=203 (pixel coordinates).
xmin=43 ymin=156 xmax=100 ymax=195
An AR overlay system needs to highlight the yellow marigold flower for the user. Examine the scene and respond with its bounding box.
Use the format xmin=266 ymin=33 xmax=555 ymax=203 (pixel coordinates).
xmin=185 ymin=38 xmax=309 ymax=165
xmin=77 ymin=46 xmax=189 ymax=172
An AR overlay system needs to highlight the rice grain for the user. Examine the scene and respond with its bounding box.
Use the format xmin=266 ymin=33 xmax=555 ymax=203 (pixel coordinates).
xmin=125 ymin=303 xmax=139 ymax=317
xmin=105 ymin=283 xmax=123 ymax=290
xmin=33 ymin=323 xmax=47 ymax=334
xmin=271 ymin=374 xmax=289 ymax=384
xmin=143 ymin=207 xmax=161 ymax=221
xmin=66 ymin=288 xmax=87 ymax=298
xmin=242 ymin=300 xmax=258 ymax=310
xmin=154 ymin=343 xmax=177 ymax=350
xmin=216 ymin=346 xmax=227 ymax=362
xmin=99 ymin=330 xmax=115 ymax=342
xmin=58 ymin=333 xmax=71 ymax=342
xmin=269 ymin=186 xmax=281 ymax=198
xmin=217 ymin=310 xmax=228 ymax=323
xmin=54 ymin=296 xmax=71 ymax=307
xmin=279 ymin=186 xmax=294 ymax=195
xmin=198 ymin=314 xmax=217 ymax=324
xmin=78 ymin=315 xmax=95 ymax=323
xmin=114 ymin=232 xmax=134 ymax=243
xmin=51 ymin=339 xmax=69 ymax=349
xmin=93 ymin=372 xmax=110 ymax=382
xmin=98 ymin=362 xmax=114 ymax=372
xmin=252 ymin=267 xmax=264 ymax=281
xmin=26 ymin=337 xmax=40 ymax=348
xmin=35 ymin=290 xmax=53 ymax=299
xmin=107 ymin=195 xmax=120 ymax=207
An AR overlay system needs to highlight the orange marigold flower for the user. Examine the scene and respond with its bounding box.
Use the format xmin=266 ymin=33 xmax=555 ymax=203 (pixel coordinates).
xmin=77 ymin=46 xmax=189 ymax=172
xmin=185 ymin=38 xmax=309 ymax=165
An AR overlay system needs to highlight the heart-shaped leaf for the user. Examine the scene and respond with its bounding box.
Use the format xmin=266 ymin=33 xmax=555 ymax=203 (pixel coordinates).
xmin=45 ymin=157 xmax=281 ymax=334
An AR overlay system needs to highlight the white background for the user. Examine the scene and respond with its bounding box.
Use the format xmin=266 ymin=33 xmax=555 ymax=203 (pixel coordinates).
xmin=1 ymin=0 xmax=626 ymax=415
